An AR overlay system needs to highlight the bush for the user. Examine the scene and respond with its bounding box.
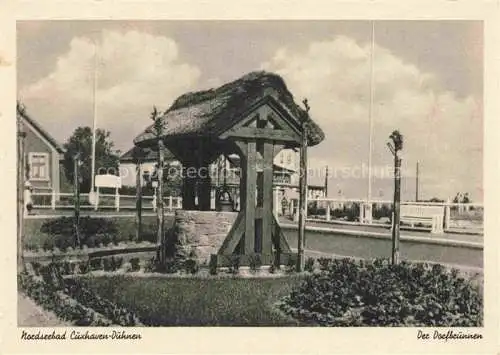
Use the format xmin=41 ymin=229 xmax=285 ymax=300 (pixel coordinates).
xmin=285 ymin=257 xmax=296 ymax=273
xmin=229 ymin=255 xmax=240 ymax=275
xmin=40 ymin=217 xmax=118 ymax=248
xmin=278 ymin=258 xmax=483 ymax=327
xmin=304 ymin=257 xmax=315 ymax=273
xmin=209 ymin=256 xmax=218 ymax=275
xmin=130 ymin=258 xmax=141 ymax=272
xmin=184 ymin=259 xmax=199 ymax=274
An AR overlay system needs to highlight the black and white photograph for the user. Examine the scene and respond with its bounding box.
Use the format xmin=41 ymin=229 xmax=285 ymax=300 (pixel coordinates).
xmin=2 ymin=3 xmax=499 ymax=352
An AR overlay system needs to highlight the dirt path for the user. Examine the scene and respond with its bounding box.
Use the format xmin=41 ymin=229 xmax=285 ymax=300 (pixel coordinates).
xmin=17 ymin=292 xmax=70 ymax=327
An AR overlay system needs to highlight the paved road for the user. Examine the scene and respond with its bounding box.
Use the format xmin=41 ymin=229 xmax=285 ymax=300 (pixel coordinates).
xmin=278 ymin=217 xmax=483 ymax=244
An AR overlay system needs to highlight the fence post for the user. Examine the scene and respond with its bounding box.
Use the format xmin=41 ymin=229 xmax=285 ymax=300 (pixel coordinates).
xmin=115 ymin=188 xmax=120 ymax=212
xmin=444 ymin=200 xmax=451 ymax=230
xmin=326 ymin=203 xmax=331 ymax=221
xmin=169 ymin=196 xmax=173 ymax=211
xmin=51 ymin=190 xmax=56 ymax=210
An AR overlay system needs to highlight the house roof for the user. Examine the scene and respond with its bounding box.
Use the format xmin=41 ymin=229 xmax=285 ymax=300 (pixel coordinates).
xmin=119 ymin=146 xmax=177 ymax=163
xmin=133 ymin=71 xmax=325 ymax=147
xmin=17 ymin=103 xmax=65 ymax=154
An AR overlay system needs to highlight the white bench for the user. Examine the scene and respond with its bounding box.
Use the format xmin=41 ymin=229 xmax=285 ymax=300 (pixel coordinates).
xmin=399 ymin=205 xmax=444 ymax=234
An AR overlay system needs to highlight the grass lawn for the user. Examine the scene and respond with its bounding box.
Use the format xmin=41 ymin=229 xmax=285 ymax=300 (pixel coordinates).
xmin=80 ymin=275 xmax=303 ymax=326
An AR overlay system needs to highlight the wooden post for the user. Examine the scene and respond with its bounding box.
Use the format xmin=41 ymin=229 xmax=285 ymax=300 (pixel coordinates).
xmin=95 ymin=187 xmax=100 ymax=211
xmin=135 ymin=157 xmax=142 ymax=242
xmin=115 ymin=188 xmax=120 ymax=212
xmin=392 ymin=151 xmax=401 ymax=265
xmin=444 ymin=199 xmax=451 ymax=231
xmin=157 ymin=139 xmax=165 ymax=263
xmin=17 ymin=124 xmax=26 ymax=271
xmin=245 ymin=141 xmax=257 ymax=254
xmin=73 ymin=154 xmax=81 ymax=247
xmin=326 ymin=203 xmax=331 ymax=221
xmin=297 ymin=99 xmax=309 ymax=272
xmin=51 ymin=190 xmax=56 ymax=210
xmin=262 ymin=141 xmax=274 ymax=257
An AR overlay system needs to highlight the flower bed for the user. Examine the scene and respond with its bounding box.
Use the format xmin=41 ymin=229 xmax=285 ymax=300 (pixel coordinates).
xmin=277 ymin=258 xmax=483 ymax=326
xmin=18 ymin=272 xmax=113 ymax=326
xmin=18 ymin=263 xmax=143 ymax=326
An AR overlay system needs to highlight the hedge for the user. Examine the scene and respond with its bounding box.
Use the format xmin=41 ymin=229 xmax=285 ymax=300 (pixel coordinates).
xmin=277 ymin=258 xmax=483 ymax=327
xmin=25 ymin=216 xmax=161 ymax=251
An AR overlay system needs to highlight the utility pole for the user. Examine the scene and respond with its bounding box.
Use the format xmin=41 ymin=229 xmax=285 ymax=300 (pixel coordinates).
xmin=297 ymin=98 xmax=310 ymax=272
xmin=90 ymin=40 xmax=98 ymax=198
xmin=387 ymin=130 xmax=403 ymax=265
xmin=73 ymin=152 xmax=82 ymax=247
xmin=415 ymin=161 xmax=419 ymax=202
xmin=17 ymin=103 xmax=26 ymax=271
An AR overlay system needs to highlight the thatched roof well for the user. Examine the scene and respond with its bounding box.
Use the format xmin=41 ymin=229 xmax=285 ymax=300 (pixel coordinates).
xmin=133 ymin=71 xmax=325 ymax=147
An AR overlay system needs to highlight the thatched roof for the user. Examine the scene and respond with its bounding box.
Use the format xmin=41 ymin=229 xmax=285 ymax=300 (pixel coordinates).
xmin=133 ymin=71 xmax=325 ymax=147
xmin=119 ymin=146 xmax=176 ymax=164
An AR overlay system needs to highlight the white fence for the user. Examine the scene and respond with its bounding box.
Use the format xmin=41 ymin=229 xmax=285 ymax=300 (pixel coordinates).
xmin=30 ymin=192 xmax=182 ymax=212
xmin=289 ymin=198 xmax=484 ymax=233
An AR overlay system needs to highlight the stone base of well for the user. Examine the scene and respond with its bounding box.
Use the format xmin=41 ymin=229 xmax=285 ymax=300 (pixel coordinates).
xmin=165 ymin=210 xmax=238 ymax=265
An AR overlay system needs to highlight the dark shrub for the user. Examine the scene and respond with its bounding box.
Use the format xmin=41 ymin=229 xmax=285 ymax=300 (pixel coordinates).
xmin=317 ymin=257 xmax=333 ymax=271
xmin=278 ymin=258 xmax=483 ymax=327
xmin=229 ymin=255 xmax=240 ymax=275
xmin=184 ymin=259 xmax=199 ymax=275
xmin=40 ymin=216 xmax=118 ymax=248
xmin=209 ymin=256 xmax=218 ymax=275
xmin=78 ymin=261 xmax=90 ymax=274
xmin=130 ymin=258 xmax=141 ymax=272
xmin=285 ymin=257 xmax=296 ymax=273
xmin=304 ymin=257 xmax=315 ymax=273
xmin=102 ymin=258 xmax=113 ymax=272
xmin=89 ymin=258 xmax=103 ymax=271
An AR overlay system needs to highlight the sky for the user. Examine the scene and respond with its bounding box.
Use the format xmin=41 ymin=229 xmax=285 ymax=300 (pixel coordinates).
xmin=17 ymin=20 xmax=483 ymax=201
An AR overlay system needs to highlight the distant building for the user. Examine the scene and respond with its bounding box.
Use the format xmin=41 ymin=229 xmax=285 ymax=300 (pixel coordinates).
xmin=17 ymin=106 xmax=69 ymax=196
xmin=119 ymin=146 xmax=325 ymax=213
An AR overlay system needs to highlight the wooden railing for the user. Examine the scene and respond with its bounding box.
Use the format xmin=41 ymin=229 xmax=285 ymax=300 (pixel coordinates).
xmin=287 ymin=198 xmax=484 ymax=233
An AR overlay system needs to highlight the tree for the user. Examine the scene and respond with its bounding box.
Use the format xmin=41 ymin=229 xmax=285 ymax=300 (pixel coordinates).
xmin=62 ymin=127 xmax=119 ymax=193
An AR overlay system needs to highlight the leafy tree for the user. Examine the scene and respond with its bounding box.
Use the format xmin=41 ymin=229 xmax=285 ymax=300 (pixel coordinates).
xmin=62 ymin=127 xmax=119 ymax=193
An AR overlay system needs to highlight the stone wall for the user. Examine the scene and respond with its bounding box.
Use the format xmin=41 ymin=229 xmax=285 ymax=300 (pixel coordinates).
xmin=167 ymin=210 xmax=238 ymax=264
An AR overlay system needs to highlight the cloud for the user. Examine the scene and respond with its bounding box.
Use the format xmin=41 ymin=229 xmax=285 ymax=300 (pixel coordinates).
xmin=19 ymin=30 xmax=201 ymax=152
xmin=263 ymin=36 xmax=482 ymax=201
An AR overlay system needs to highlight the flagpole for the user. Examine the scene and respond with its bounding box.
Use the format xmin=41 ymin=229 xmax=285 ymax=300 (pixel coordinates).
xmin=90 ymin=40 xmax=98 ymax=194
xmin=367 ymin=20 xmax=375 ymax=203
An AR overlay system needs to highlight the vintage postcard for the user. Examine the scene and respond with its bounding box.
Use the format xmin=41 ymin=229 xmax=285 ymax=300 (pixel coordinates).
xmin=1 ymin=0 xmax=499 ymax=354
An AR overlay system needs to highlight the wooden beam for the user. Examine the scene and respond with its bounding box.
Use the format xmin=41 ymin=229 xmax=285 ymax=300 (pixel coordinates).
xmin=217 ymin=211 xmax=245 ymax=255
xmin=221 ymin=127 xmax=300 ymax=143
xmin=261 ymin=141 xmax=274 ymax=256
xmin=244 ymin=141 xmax=257 ymax=254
